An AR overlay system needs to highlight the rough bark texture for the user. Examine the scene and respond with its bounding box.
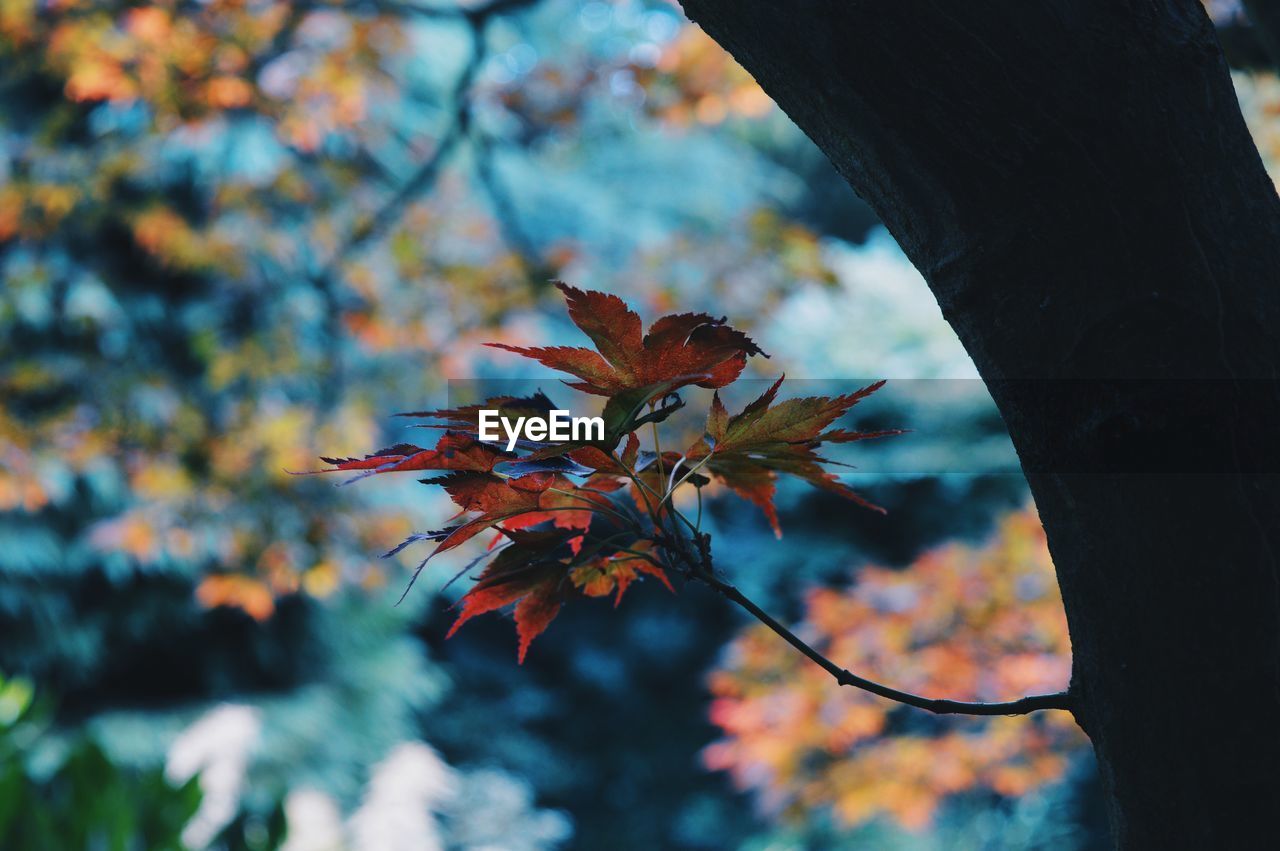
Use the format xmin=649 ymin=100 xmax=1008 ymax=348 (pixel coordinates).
xmin=679 ymin=1 xmax=1280 ymax=846
xmin=1244 ymin=0 xmax=1280 ymax=67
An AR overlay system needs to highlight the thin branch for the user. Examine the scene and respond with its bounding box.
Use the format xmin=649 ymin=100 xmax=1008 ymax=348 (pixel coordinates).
xmin=609 ymin=423 xmax=1066 ymax=717
xmin=614 ymin=453 xmax=662 ymax=521
xmin=650 ymin=407 xmax=666 ymax=485
xmin=322 ymin=126 xmax=466 ymax=277
xmin=313 ymin=10 xmax=486 ymax=280
xmin=307 ymin=3 xmax=498 ymax=407
xmin=651 ymin=496 xmax=1071 ymax=717
xmin=615 ymin=438 xmax=700 ymax=544
xmin=472 ymin=130 xmax=546 ymax=281
xmin=304 ymin=0 xmax=546 ymax=389
xmin=608 ymin=546 xmax=667 ymax=571
xmin=522 ymin=504 xmax=635 ymax=527
xmin=244 ymin=0 xmax=315 ymax=78
xmin=543 ymin=485 xmax=636 ymax=527
xmin=665 ymin=454 xmax=687 ymax=495
xmin=695 ymin=564 xmax=1072 ymax=716
xmin=665 ymin=453 xmax=712 ymax=502
xmin=581 ymin=530 xmax=646 ymax=551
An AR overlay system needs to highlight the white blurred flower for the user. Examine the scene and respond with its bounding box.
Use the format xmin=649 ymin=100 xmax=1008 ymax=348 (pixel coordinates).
xmin=348 ymin=742 xmax=457 ymax=851
xmin=281 ymin=788 xmax=345 ymax=851
xmin=166 ymin=703 xmax=261 ymax=850
xmin=447 ymin=769 xmax=572 ymax=851
xmin=276 ymin=740 xmax=570 ymax=851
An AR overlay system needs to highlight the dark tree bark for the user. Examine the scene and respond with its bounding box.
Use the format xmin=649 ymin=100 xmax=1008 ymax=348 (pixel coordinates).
xmin=679 ymin=1 xmax=1280 ymax=846
xmin=1243 ymin=0 xmax=1280 ymax=68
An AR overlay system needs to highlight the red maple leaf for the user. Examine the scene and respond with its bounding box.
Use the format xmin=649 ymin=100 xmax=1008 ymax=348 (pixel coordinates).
xmin=487 ymin=283 xmax=766 ymax=401
xmin=447 ymin=528 xmax=672 ymax=661
xmin=570 ymin=541 xmax=673 ymax=607
xmin=395 ymin=392 xmax=557 ymax=432
xmin=445 ymin=530 xmax=576 ymax=663
xmin=306 ymin=432 xmax=512 ymax=481
xmin=689 ymin=377 xmax=901 ymax=536
xmin=422 ymin=470 xmax=605 ymax=557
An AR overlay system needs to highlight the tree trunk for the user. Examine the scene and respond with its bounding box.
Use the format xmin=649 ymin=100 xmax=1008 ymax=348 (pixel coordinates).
xmin=679 ymin=0 xmax=1280 ymax=846
xmin=1243 ymin=0 xmax=1280 ymax=68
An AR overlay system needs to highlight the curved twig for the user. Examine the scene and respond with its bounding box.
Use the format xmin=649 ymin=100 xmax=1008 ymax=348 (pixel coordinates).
xmin=696 ymin=567 xmax=1072 ymax=716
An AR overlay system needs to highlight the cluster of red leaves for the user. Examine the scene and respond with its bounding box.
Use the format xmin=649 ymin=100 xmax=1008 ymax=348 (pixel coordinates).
xmin=311 ymin=284 xmax=893 ymax=660
xmin=703 ymin=508 xmax=1084 ymax=830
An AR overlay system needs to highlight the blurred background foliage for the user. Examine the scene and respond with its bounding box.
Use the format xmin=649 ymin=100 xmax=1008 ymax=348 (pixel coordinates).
xmin=0 ymin=0 xmax=1273 ymax=848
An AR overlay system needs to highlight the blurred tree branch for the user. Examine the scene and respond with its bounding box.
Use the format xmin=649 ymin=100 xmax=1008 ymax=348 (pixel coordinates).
xmin=472 ymin=130 xmax=550 ymax=284
xmin=303 ymin=0 xmax=544 ymax=404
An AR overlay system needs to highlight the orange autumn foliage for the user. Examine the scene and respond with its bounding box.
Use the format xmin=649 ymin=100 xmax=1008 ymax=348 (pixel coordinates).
xmin=703 ymin=507 xmax=1084 ymax=830
xmin=634 ymin=27 xmax=774 ymax=126
xmin=196 ymin=573 xmax=276 ymax=622
xmin=38 ymin=0 xmax=397 ymax=145
xmin=1 ymin=0 xmax=824 ymax=637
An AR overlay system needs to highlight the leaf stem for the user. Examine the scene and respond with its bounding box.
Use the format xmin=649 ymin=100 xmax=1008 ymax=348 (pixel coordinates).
xmin=650 ymin=409 xmax=665 ymax=485
xmin=665 ymin=453 xmax=713 ymax=502
xmin=544 ymin=486 xmax=634 ymax=526
xmin=602 ymin=545 xmax=667 ymax=569
xmin=614 ymin=452 xmax=664 ymax=522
